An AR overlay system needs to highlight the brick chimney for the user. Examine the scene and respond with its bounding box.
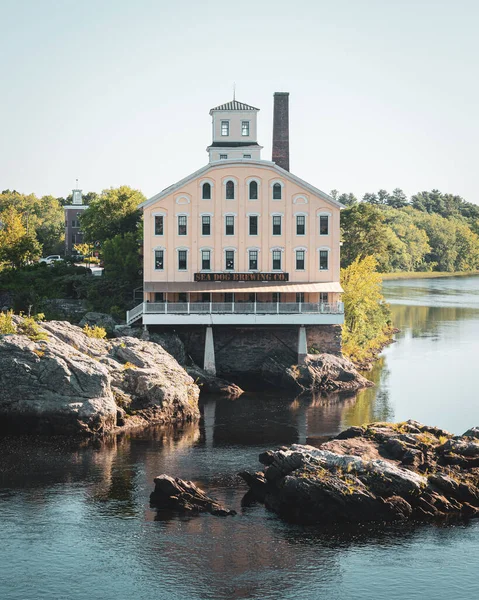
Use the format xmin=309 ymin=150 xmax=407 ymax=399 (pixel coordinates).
xmin=272 ymin=92 xmax=290 ymax=171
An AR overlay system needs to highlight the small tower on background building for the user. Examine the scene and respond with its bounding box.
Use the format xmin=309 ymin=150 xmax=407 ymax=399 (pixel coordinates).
xmin=64 ymin=182 xmax=89 ymax=256
xmin=206 ymin=99 xmax=263 ymax=162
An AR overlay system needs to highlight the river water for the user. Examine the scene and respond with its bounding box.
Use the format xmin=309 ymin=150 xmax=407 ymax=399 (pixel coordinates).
xmin=1 ymin=276 xmax=479 ymax=599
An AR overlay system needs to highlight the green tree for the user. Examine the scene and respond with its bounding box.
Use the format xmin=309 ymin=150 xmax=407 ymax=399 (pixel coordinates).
xmin=338 ymin=192 xmax=358 ymax=206
xmin=341 ymin=256 xmax=392 ymax=363
xmin=340 ymin=203 xmax=392 ymax=269
xmin=80 ymin=186 xmax=145 ymax=244
xmin=0 ymin=207 xmax=42 ymax=268
xmin=102 ymin=233 xmax=142 ymax=283
xmin=387 ymin=188 xmax=408 ymax=209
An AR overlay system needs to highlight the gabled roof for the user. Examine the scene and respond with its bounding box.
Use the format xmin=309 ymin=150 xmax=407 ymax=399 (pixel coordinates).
xmin=139 ymin=160 xmax=345 ymax=211
xmin=210 ymin=100 xmax=259 ymax=113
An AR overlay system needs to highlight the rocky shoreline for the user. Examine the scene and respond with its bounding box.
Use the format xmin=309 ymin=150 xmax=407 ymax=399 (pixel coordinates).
xmin=240 ymin=421 xmax=479 ymax=524
xmin=0 ymin=317 xmax=372 ymax=437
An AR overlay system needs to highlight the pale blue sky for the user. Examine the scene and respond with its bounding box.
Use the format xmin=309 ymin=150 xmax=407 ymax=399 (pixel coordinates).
xmin=1 ymin=0 xmax=478 ymax=203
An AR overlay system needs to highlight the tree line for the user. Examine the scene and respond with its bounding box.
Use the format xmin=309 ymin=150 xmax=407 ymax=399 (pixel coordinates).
xmin=336 ymin=188 xmax=479 ymax=272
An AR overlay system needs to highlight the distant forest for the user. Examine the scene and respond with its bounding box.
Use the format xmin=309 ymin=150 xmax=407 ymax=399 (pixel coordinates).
xmin=335 ymin=189 xmax=479 ymax=272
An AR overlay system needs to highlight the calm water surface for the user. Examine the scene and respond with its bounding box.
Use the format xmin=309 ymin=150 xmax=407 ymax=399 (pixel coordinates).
xmin=1 ymin=276 xmax=479 ymax=599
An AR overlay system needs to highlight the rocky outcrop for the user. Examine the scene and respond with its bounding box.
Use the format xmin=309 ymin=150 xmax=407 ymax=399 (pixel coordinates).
xmin=260 ymin=352 xmax=372 ymax=393
xmin=0 ymin=319 xmax=200 ymax=436
xmin=79 ymin=312 xmax=118 ymax=335
xmin=240 ymin=420 xmax=479 ymax=524
xmin=150 ymin=475 xmax=236 ymax=516
xmin=186 ymin=363 xmax=243 ymax=397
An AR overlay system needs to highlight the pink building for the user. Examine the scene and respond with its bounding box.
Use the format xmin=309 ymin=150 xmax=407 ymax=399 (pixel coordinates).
xmin=128 ymin=93 xmax=344 ymax=375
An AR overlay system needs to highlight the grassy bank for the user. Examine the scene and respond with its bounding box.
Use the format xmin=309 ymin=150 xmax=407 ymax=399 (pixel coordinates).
xmin=381 ymin=271 xmax=479 ymax=281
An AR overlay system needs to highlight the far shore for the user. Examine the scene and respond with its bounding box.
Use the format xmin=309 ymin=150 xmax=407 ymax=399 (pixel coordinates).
xmin=381 ymin=271 xmax=479 ymax=281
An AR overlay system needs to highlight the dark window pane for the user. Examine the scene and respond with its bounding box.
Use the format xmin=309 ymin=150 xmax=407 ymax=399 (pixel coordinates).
xmin=273 ymin=215 xmax=281 ymax=235
xmin=225 ymin=215 xmax=234 ymax=235
xmin=178 ymin=215 xmax=187 ymax=235
xmin=272 ymin=250 xmax=281 ymax=270
xmin=202 ymin=183 xmax=211 ymax=200
xmin=224 ymin=293 xmax=234 ymax=302
xmin=249 ymin=250 xmax=258 ymax=270
xmin=320 ymin=250 xmax=329 ymax=270
xmin=296 ymin=215 xmax=305 ymax=235
xmin=154 ymin=292 xmax=164 ymax=302
xmin=202 ymin=250 xmax=210 ymax=270
xmin=272 ymin=292 xmax=281 ymax=303
xmin=320 ymin=215 xmax=329 ymax=235
xmin=225 ymin=250 xmax=234 ymax=270
xmin=226 ymin=180 xmax=235 ymax=200
xmin=178 ymin=293 xmax=187 ymax=302
xmin=155 ymin=215 xmax=164 ymax=235
xmin=296 ymin=250 xmax=305 ymax=270
xmin=178 ymin=250 xmax=187 ymax=270
xmin=320 ymin=292 xmax=329 ymax=303
xmin=249 ymin=215 xmax=258 ymax=235
xmin=296 ymin=292 xmax=305 ymax=303
xmin=202 ymin=293 xmax=211 ymax=302
xmin=249 ymin=181 xmax=258 ymax=200
xmin=155 ymin=250 xmax=164 ymax=270
xmin=273 ymin=183 xmax=282 ymax=200
xmin=202 ymin=215 xmax=210 ymax=235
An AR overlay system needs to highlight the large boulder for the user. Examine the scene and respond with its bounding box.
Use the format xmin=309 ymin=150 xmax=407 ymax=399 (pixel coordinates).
xmin=240 ymin=420 xmax=479 ymax=524
xmin=0 ymin=319 xmax=200 ymax=436
xmin=79 ymin=312 xmax=118 ymax=335
xmin=261 ymin=352 xmax=372 ymax=393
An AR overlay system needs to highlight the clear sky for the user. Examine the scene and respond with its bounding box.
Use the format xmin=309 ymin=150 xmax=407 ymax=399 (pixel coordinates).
xmin=1 ymin=0 xmax=478 ymax=203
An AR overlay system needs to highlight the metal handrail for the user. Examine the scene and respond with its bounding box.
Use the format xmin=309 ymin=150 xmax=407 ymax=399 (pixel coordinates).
xmin=141 ymin=301 xmax=344 ymax=315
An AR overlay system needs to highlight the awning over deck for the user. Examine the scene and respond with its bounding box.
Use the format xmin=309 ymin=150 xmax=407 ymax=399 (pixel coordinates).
xmin=144 ymin=281 xmax=343 ymax=294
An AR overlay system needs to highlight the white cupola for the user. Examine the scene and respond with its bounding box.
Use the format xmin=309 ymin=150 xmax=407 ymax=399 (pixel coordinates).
xmin=206 ymin=99 xmax=263 ymax=162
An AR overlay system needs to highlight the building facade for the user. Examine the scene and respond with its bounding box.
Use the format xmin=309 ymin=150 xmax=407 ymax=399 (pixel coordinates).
xmin=64 ymin=188 xmax=88 ymax=255
xmin=128 ymin=93 xmax=344 ymax=374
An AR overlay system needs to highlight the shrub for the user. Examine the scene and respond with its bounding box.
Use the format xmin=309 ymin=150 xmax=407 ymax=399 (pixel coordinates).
xmin=17 ymin=316 xmax=48 ymax=342
xmin=83 ymin=324 xmax=107 ymax=339
xmin=0 ymin=310 xmax=16 ymax=334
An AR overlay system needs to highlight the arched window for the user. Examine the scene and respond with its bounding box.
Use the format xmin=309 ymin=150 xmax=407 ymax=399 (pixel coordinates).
xmin=226 ymin=180 xmax=235 ymax=200
xmin=202 ymin=182 xmax=211 ymax=200
xmin=249 ymin=181 xmax=258 ymax=200
xmin=273 ymin=183 xmax=282 ymax=200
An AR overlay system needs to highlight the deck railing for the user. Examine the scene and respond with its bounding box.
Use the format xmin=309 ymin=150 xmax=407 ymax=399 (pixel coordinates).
xmin=128 ymin=301 xmax=344 ymax=323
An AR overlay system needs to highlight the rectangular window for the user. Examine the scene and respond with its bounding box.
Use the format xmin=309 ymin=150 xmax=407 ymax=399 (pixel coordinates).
xmin=296 ymin=215 xmax=305 ymax=235
xmin=178 ymin=215 xmax=187 ymax=236
xmin=249 ymin=215 xmax=258 ymax=236
xmin=154 ymin=292 xmax=164 ymax=302
xmin=273 ymin=215 xmax=282 ymax=236
xmin=319 ymin=250 xmax=329 ymax=270
xmin=225 ymin=250 xmax=234 ymax=270
xmin=201 ymin=250 xmax=211 ymax=270
xmin=248 ymin=293 xmax=256 ymax=303
xmin=221 ymin=121 xmax=229 ymax=136
xmin=249 ymin=250 xmax=258 ymax=270
xmin=242 ymin=121 xmax=250 ymax=136
xmin=219 ymin=154 xmax=228 ymax=160
xmin=178 ymin=292 xmax=187 ymax=303
xmin=202 ymin=215 xmax=211 ymax=236
xmin=224 ymin=292 xmax=234 ymax=303
xmin=243 ymin=154 xmax=251 ymax=159
xmin=296 ymin=250 xmax=305 ymax=270
xmin=178 ymin=250 xmax=187 ymax=271
xmin=272 ymin=250 xmax=282 ymax=270
xmin=155 ymin=215 xmax=164 ymax=236
xmin=320 ymin=215 xmax=329 ymax=235
xmin=201 ymin=293 xmax=211 ymax=302
xmin=225 ymin=215 xmax=234 ymax=235
xmin=296 ymin=292 xmax=305 ymax=303
xmin=272 ymin=292 xmax=281 ymax=303
xmin=320 ymin=292 xmax=329 ymax=303
xmin=155 ymin=249 xmax=164 ymax=270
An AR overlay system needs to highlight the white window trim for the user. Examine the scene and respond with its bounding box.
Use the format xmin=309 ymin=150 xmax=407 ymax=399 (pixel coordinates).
xmin=241 ymin=120 xmax=250 ymax=136
xmin=247 ymin=247 xmax=260 ymax=271
xmin=199 ymin=247 xmax=213 ymax=271
xmin=247 ymin=213 xmax=260 ymax=236
xmin=224 ymin=213 xmax=236 ymax=236
xmin=153 ymin=212 xmax=166 ymax=237
xmin=176 ymin=247 xmax=189 ymax=271
xmin=176 ymin=213 xmax=188 ymax=236
xmin=221 ymin=120 xmax=230 ymax=136
xmin=295 ymin=212 xmax=307 ymax=236
xmin=153 ymin=245 xmax=166 ymax=272
xmin=318 ymin=211 xmax=332 ymax=236
xmin=270 ymin=247 xmax=284 ymax=271
xmin=294 ymin=247 xmax=307 ymax=271
xmin=200 ymin=179 xmax=214 ymax=200
xmin=270 ymin=179 xmax=285 ymax=201
xmin=200 ymin=213 xmax=213 ymax=237
xmin=175 ymin=195 xmax=191 ymax=205
xmin=223 ymin=176 xmax=238 ymax=200
xmin=224 ymin=247 xmax=237 ymax=271
xmin=271 ymin=213 xmax=283 ymax=236
xmin=318 ymin=246 xmax=331 ymax=271
xmin=246 ymin=177 xmax=261 ymax=201
xmin=293 ymin=194 xmax=309 ymax=204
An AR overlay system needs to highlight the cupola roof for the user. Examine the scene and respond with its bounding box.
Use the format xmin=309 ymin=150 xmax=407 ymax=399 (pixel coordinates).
xmin=209 ymin=100 xmax=259 ymax=113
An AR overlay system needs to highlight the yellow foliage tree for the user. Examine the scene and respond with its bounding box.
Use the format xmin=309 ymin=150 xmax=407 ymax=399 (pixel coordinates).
xmin=340 ymin=256 xmax=392 ymax=364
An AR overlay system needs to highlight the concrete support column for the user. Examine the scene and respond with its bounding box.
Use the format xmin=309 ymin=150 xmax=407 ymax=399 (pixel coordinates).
xmin=204 ymin=326 xmax=216 ymax=376
xmin=298 ymin=325 xmax=308 ymax=365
